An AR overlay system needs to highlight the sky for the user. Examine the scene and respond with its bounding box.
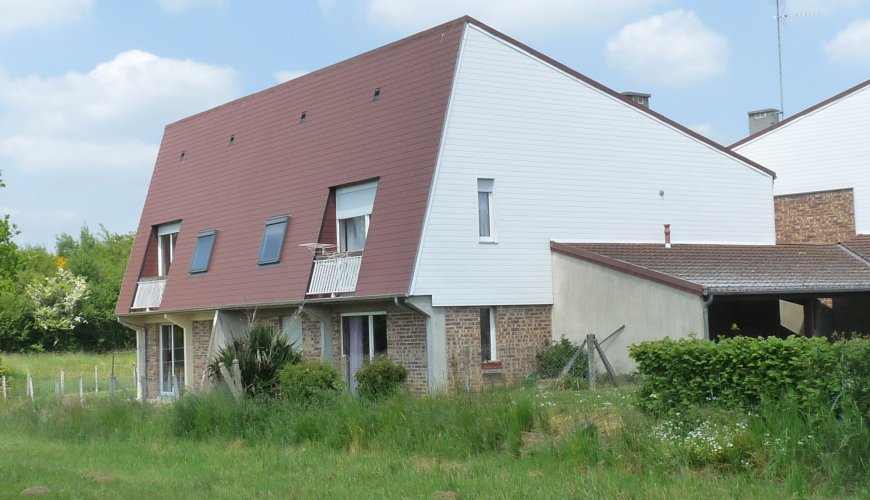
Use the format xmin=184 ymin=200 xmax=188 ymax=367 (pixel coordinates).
xmin=1 ymin=0 xmax=869 ymax=249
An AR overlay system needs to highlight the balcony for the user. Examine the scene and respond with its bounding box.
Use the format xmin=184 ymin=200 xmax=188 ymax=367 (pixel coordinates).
xmin=132 ymin=277 xmax=167 ymax=310
xmin=307 ymin=253 xmax=363 ymax=296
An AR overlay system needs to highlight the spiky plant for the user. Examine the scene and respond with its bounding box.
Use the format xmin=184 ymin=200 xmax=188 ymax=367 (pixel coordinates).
xmin=208 ymin=323 xmax=301 ymax=398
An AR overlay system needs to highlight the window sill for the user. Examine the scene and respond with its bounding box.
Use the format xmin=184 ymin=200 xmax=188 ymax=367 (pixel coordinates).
xmin=478 ymin=238 xmax=498 ymax=245
xmin=481 ymin=360 xmax=503 ymax=372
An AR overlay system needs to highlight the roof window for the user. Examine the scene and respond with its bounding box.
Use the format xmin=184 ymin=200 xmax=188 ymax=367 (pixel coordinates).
xmin=189 ymin=229 xmax=216 ymax=274
xmin=299 ymin=112 xmax=307 ymax=124
xmin=228 ymin=134 xmax=236 ymax=145
xmin=258 ymin=215 xmax=290 ymax=265
xmin=179 ymin=150 xmax=186 ymax=161
xmin=372 ymin=88 xmax=381 ymax=101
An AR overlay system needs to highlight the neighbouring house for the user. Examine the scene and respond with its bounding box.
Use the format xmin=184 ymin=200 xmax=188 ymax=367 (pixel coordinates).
xmin=731 ymin=79 xmax=870 ymax=244
xmin=118 ymin=16 xmax=789 ymax=400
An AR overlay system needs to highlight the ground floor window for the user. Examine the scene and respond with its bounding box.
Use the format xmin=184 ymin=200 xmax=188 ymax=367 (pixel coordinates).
xmin=160 ymin=324 xmax=184 ymax=396
xmin=480 ymin=307 xmax=496 ymax=361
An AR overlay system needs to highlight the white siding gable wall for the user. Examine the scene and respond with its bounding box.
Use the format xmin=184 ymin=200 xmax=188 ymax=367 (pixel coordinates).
xmin=734 ymin=85 xmax=870 ymax=233
xmin=411 ymin=25 xmax=775 ymax=307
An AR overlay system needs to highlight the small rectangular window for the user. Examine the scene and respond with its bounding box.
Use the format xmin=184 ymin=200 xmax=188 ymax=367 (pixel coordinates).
xmin=477 ymin=178 xmax=494 ymax=241
xmin=480 ymin=307 xmax=496 ymax=362
xmin=189 ymin=229 xmax=216 ymax=274
xmin=258 ymin=216 xmax=290 ymax=265
xmin=157 ymin=221 xmax=181 ymax=276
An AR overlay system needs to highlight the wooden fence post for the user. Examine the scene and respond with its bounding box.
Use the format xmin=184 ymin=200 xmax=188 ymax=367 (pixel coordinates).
xmin=79 ymin=376 xmax=84 ymax=406
xmin=27 ymin=373 xmax=34 ymax=402
xmin=94 ymin=366 xmax=99 ymax=394
xmin=587 ymin=334 xmax=597 ymax=391
xmin=2 ymin=375 xmax=6 ymax=400
xmin=60 ymin=368 xmax=65 ymax=396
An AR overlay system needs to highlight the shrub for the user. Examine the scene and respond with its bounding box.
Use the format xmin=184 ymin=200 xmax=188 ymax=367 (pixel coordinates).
xmin=630 ymin=336 xmax=839 ymax=414
xmin=355 ymin=356 xmax=407 ymax=400
xmin=208 ymin=322 xmax=301 ymax=398
xmin=832 ymin=336 xmax=870 ymax=414
xmin=536 ymin=336 xmax=587 ymax=380
xmin=279 ymin=361 xmax=344 ymax=403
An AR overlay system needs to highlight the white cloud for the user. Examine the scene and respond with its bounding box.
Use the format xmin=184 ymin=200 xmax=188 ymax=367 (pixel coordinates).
xmin=785 ymin=0 xmax=863 ymax=14
xmin=0 ymin=51 xmax=240 ymax=246
xmin=273 ymin=70 xmax=309 ymax=84
xmin=158 ymin=0 xmax=228 ymax=14
xmin=327 ymin=0 xmax=663 ymax=35
xmin=605 ymin=9 xmax=729 ymax=85
xmin=825 ymin=19 xmax=870 ymax=66
xmin=0 ymin=0 xmax=94 ymax=34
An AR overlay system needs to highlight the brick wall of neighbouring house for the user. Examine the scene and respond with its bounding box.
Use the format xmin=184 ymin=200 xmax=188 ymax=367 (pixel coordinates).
xmin=445 ymin=305 xmax=551 ymax=392
xmin=144 ymin=323 xmax=160 ymax=400
xmin=387 ymin=310 xmax=428 ymax=393
xmin=191 ymin=320 xmax=211 ymax=391
xmin=775 ymin=188 xmax=855 ymax=244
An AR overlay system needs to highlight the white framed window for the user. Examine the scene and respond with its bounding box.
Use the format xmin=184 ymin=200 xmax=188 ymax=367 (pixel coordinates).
xmin=159 ymin=324 xmax=185 ymax=396
xmin=477 ymin=178 xmax=495 ymax=242
xmin=340 ymin=312 xmax=388 ymax=361
xmin=480 ymin=307 xmax=496 ymax=362
xmin=189 ymin=229 xmax=216 ymax=274
xmin=258 ymin=215 xmax=290 ymax=265
xmin=157 ymin=221 xmax=181 ymax=276
xmin=336 ymin=181 xmax=378 ymax=252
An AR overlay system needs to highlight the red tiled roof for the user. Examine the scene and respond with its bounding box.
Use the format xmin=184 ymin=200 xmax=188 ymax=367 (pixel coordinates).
xmin=552 ymin=241 xmax=870 ymax=295
xmin=730 ymin=78 xmax=870 ymax=148
xmin=116 ymin=18 xmax=466 ymax=314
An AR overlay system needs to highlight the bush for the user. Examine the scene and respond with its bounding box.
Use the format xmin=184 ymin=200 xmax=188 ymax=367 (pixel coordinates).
xmin=355 ymin=356 xmax=407 ymax=400
xmin=833 ymin=336 xmax=870 ymax=415
xmin=208 ymin=322 xmax=301 ymax=398
xmin=536 ymin=336 xmax=587 ymax=380
xmin=630 ymin=336 xmax=842 ymax=414
xmin=279 ymin=361 xmax=344 ymax=403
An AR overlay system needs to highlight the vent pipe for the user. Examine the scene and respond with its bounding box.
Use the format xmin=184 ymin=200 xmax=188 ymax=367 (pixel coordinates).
xmin=664 ymin=224 xmax=671 ymax=249
xmin=747 ymin=108 xmax=780 ymax=135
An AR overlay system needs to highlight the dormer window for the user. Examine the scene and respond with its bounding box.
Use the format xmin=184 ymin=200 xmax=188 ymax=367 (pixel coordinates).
xmin=157 ymin=221 xmax=181 ymax=276
xmin=336 ymin=181 xmax=378 ymax=253
xmin=258 ymin=215 xmax=290 ymax=265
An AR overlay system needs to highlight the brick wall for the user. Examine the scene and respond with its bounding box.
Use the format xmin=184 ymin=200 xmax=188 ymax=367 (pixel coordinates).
xmin=775 ymin=188 xmax=855 ymax=244
xmin=144 ymin=323 xmax=160 ymax=400
xmin=191 ymin=320 xmax=212 ymax=391
xmin=445 ymin=305 xmax=551 ymax=391
xmin=387 ymin=310 xmax=428 ymax=393
xmin=301 ymin=313 xmax=322 ymax=360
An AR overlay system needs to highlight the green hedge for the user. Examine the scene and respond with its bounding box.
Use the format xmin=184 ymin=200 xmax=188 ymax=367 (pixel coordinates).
xmin=355 ymin=357 xmax=407 ymax=400
xmin=279 ymin=361 xmax=344 ymax=404
xmin=630 ymin=336 xmax=869 ymax=414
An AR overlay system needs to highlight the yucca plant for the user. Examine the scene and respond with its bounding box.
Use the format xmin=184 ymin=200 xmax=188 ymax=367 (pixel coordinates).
xmin=208 ymin=322 xmax=301 ymax=398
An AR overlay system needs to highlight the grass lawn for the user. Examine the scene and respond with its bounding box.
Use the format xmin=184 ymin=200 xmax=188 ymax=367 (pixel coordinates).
xmin=0 ymin=353 xmax=867 ymax=498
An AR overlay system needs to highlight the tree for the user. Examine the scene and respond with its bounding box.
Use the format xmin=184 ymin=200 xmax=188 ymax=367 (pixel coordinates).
xmin=0 ymin=170 xmax=19 ymax=281
xmin=26 ymin=267 xmax=90 ymax=347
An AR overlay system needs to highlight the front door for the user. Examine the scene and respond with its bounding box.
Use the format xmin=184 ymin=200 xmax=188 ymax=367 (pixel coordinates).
xmin=341 ymin=313 xmax=387 ymax=392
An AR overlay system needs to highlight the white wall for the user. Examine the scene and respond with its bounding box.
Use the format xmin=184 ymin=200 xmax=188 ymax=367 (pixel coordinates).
xmin=411 ymin=25 xmax=775 ymax=307
xmin=735 ymin=85 xmax=870 ymax=233
xmin=551 ymin=252 xmax=703 ymax=374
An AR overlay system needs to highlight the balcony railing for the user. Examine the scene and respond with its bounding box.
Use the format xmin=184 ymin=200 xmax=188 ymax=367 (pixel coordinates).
xmin=132 ymin=276 xmax=167 ymax=310
xmin=307 ymin=254 xmax=363 ymax=296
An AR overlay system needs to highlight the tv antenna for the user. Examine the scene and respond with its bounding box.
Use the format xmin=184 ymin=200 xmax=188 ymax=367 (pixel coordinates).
xmin=774 ymin=0 xmax=818 ymax=116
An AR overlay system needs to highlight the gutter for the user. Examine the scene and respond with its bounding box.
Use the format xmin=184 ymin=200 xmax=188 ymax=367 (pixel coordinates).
xmin=701 ymin=292 xmax=714 ymax=340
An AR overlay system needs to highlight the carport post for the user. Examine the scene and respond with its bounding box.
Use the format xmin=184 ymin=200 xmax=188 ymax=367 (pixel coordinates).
xmin=702 ymin=293 xmax=714 ymax=340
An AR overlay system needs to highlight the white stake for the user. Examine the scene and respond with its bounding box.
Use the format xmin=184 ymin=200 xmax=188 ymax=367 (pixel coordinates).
xmin=27 ymin=373 xmax=34 ymax=401
xmin=94 ymin=365 xmax=99 ymax=394
xmin=79 ymin=376 xmax=84 ymax=406
xmin=2 ymin=375 xmax=6 ymax=400
xmin=60 ymin=368 xmax=65 ymax=395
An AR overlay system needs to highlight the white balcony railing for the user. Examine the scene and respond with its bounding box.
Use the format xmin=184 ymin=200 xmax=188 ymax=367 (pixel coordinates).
xmin=308 ymin=254 xmax=363 ymax=295
xmin=132 ymin=277 xmax=167 ymax=309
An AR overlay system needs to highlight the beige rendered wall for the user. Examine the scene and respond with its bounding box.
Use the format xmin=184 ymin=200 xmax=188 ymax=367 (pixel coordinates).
xmin=551 ymin=252 xmax=704 ymax=374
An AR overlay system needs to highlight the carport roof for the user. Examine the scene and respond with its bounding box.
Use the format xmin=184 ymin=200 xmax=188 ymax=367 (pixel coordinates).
xmin=842 ymin=234 xmax=870 ymax=262
xmin=551 ymin=241 xmax=870 ymax=295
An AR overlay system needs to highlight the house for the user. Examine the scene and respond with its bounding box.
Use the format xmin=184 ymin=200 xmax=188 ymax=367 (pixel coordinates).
xmin=117 ymin=16 xmax=784 ymax=399
xmin=731 ymin=79 xmax=870 ymax=244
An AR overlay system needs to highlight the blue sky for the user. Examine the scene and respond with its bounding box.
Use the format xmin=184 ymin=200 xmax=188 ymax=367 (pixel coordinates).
xmin=2 ymin=0 xmax=869 ymax=248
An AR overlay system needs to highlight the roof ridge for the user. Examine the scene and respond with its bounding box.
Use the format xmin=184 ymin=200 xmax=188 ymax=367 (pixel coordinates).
xmin=730 ymin=77 xmax=870 ymax=149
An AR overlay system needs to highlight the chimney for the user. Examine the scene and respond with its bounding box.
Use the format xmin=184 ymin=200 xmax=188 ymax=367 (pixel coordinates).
xmin=622 ymin=91 xmax=651 ymax=107
xmin=664 ymin=224 xmax=671 ymax=249
xmin=747 ymin=108 xmax=780 ymax=135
